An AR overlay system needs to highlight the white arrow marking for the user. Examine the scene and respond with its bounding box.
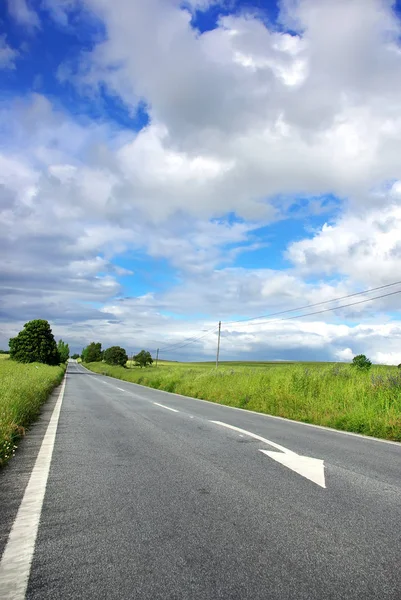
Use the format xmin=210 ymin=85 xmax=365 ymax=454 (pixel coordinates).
xmin=211 ymin=421 xmax=326 ymax=489
xmin=259 ymin=450 xmax=326 ymax=488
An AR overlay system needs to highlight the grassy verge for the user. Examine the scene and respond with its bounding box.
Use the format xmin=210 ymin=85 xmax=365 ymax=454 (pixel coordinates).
xmin=0 ymin=358 xmax=65 ymax=466
xmin=85 ymin=361 xmax=401 ymax=441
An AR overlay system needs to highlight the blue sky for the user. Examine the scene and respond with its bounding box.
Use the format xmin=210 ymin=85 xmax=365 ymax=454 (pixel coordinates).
xmin=2 ymin=0 xmax=401 ymax=363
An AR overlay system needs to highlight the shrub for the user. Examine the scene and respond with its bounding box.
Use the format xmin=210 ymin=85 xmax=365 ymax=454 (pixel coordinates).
xmin=81 ymin=342 xmax=102 ymax=363
xmin=104 ymin=346 xmax=128 ymax=367
xmin=57 ymin=340 xmax=70 ymax=363
xmin=133 ymin=350 xmax=153 ymax=368
xmin=351 ymin=354 xmax=372 ymax=371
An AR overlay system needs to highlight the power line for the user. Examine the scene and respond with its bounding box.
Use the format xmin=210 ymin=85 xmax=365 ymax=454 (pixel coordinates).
xmin=224 ymin=279 xmax=401 ymax=325
xmin=159 ymin=326 xmax=218 ymax=353
xmin=226 ymin=288 xmax=401 ymax=329
xmin=131 ymin=280 xmax=401 ymax=359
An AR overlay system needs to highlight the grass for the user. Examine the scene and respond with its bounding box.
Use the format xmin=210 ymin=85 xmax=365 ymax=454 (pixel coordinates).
xmin=0 ymin=358 xmax=65 ymax=466
xmin=85 ymin=360 xmax=401 ymax=441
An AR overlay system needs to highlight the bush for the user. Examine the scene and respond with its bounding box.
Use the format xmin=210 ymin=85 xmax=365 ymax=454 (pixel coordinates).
xmin=104 ymin=346 xmax=128 ymax=367
xmin=57 ymin=340 xmax=70 ymax=363
xmin=133 ymin=350 xmax=153 ymax=368
xmin=351 ymin=354 xmax=372 ymax=371
xmin=9 ymin=320 xmax=60 ymax=366
xmin=81 ymin=342 xmax=102 ymax=363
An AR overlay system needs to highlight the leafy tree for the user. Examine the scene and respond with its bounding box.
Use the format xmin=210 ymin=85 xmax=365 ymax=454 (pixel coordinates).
xmin=104 ymin=346 xmax=128 ymax=367
xmin=81 ymin=342 xmax=102 ymax=363
xmin=351 ymin=354 xmax=372 ymax=371
xmin=57 ymin=339 xmax=70 ymax=363
xmin=133 ymin=350 xmax=153 ymax=368
xmin=9 ymin=320 xmax=60 ymax=365
xmin=71 ymin=353 xmax=80 ymax=360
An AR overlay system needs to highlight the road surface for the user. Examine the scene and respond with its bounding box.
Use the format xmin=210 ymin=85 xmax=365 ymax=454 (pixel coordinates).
xmin=1 ymin=361 xmax=400 ymax=599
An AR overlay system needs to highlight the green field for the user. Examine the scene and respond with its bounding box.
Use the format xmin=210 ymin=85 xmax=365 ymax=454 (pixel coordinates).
xmin=0 ymin=356 xmax=65 ymax=466
xmin=85 ymin=360 xmax=401 ymax=441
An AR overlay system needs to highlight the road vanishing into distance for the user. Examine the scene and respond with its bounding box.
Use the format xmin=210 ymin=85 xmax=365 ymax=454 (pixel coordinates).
xmin=1 ymin=361 xmax=400 ymax=599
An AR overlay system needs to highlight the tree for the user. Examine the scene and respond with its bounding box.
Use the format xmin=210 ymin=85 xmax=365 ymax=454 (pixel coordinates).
xmin=71 ymin=353 xmax=80 ymax=360
xmin=133 ymin=350 xmax=153 ymax=368
xmin=104 ymin=346 xmax=128 ymax=367
xmin=9 ymin=320 xmax=60 ymax=365
xmin=81 ymin=342 xmax=102 ymax=363
xmin=351 ymin=354 xmax=372 ymax=371
xmin=57 ymin=339 xmax=70 ymax=363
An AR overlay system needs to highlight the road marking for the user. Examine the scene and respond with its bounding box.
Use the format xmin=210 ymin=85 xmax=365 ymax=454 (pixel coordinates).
xmin=153 ymin=402 xmax=179 ymax=413
xmin=211 ymin=421 xmax=296 ymax=454
xmin=259 ymin=450 xmax=326 ymax=488
xmin=211 ymin=420 xmax=326 ymax=488
xmin=117 ymin=387 xmax=125 ymax=391
xmin=0 ymin=376 xmax=67 ymax=599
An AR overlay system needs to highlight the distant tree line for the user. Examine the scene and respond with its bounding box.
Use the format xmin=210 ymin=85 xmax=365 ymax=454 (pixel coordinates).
xmin=80 ymin=343 xmax=153 ymax=368
xmin=7 ymin=324 xmax=155 ymax=369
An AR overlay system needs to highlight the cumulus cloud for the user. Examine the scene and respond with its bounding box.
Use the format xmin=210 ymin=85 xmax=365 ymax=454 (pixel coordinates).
xmin=55 ymin=0 xmax=401 ymax=201
xmin=286 ymin=199 xmax=401 ymax=288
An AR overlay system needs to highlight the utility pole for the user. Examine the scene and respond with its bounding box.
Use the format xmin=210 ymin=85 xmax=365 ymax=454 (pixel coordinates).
xmin=155 ymin=348 xmax=159 ymax=368
xmin=216 ymin=321 xmax=221 ymax=368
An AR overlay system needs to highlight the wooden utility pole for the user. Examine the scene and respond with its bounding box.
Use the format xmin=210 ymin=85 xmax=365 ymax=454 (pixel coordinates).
xmin=155 ymin=348 xmax=159 ymax=368
xmin=216 ymin=321 xmax=221 ymax=368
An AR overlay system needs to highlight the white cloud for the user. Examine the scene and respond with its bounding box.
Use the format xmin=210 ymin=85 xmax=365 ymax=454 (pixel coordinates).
xmin=7 ymin=0 xmax=40 ymax=28
xmin=46 ymin=0 xmax=401 ymax=218
xmin=286 ymin=200 xmax=401 ymax=289
xmin=335 ymin=348 xmax=354 ymax=362
xmin=0 ymin=35 xmax=18 ymax=69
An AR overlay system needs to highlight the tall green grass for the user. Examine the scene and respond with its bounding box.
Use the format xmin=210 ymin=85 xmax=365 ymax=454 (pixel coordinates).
xmin=85 ymin=361 xmax=401 ymax=441
xmin=0 ymin=359 xmax=65 ymax=466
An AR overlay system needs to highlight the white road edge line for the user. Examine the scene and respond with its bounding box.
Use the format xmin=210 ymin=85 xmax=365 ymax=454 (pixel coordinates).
xmin=0 ymin=376 xmax=67 ymax=599
xmin=153 ymin=402 xmax=179 ymax=413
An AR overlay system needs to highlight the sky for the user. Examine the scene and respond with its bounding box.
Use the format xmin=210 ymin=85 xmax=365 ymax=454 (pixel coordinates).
xmin=2 ymin=0 xmax=401 ymax=363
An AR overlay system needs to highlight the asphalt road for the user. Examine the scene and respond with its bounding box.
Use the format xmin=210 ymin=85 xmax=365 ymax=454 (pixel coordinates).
xmin=1 ymin=361 xmax=400 ymax=599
